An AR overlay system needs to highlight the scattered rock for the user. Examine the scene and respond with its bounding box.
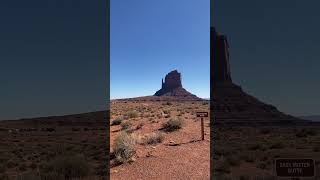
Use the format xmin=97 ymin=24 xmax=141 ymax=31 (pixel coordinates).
xmin=168 ymin=140 xmax=180 ymax=146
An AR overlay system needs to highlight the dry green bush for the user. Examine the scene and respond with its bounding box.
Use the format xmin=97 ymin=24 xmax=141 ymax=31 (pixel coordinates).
xmin=162 ymin=118 xmax=184 ymax=132
xmin=113 ymin=132 xmax=136 ymax=164
xmin=40 ymin=154 xmax=89 ymax=179
xmin=143 ymin=132 xmax=164 ymax=144
xmin=125 ymin=110 xmax=139 ymax=119
xmin=163 ymin=110 xmax=170 ymax=114
xmin=121 ymin=121 xmax=133 ymax=130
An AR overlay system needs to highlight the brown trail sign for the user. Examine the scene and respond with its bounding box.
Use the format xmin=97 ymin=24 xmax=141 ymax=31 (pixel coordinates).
xmin=196 ymin=112 xmax=208 ymax=140
xmin=275 ymin=158 xmax=315 ymax=179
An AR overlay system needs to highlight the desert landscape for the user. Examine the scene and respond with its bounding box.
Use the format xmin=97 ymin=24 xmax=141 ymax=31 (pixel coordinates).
xmin=211 ymin=27 xmax=320 ymax=179
xmin=212 ymin=125 xmax=320 ymax=179
xmin=0 ymin=111 xmax=108 ymax=180
xmin=109 ymin=70 xmax=210 ymax=179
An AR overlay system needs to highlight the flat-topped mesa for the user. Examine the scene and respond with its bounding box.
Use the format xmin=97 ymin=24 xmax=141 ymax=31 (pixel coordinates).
xmin=211 ymin=27 xmax=232 ymax=85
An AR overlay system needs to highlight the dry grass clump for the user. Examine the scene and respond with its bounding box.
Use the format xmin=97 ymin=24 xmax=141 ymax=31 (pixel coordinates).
xmin=162 ymin=118 xmax=184 ymax=132
xmin=125 ymin=110 xmax=139 ymax=119
xmin=163 ymin=109 xmax=171 ymax=114
xmin=121 ymin=121 xmax=133 ymax=130
xmin=113 ymin=132 xmax=136 ymax=164
xmin=40 ymin=154 xmax=89 ymax=179
xmin=295 ymin=129 xmax=317 ymax=138
xmin=143 ymin=132 xmax=165 ymax=144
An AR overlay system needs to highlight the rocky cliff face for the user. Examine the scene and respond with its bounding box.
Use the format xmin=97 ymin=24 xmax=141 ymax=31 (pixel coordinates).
xmin=210 ymin=27 xmax=305 ymax=125
xmin=211 ymin=27 xmax=232 ymax=85
xmin=161 ymin=70 xmax=182 ymax=90
xmin=154 ymin=70 xmax=199 ymax=99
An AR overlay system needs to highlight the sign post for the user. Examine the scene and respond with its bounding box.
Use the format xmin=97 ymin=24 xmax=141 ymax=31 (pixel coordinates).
xmin=196 ymin=112 xmax=208 ymax=141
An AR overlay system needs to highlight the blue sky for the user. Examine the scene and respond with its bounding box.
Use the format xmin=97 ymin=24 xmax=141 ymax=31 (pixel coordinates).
xmin=110 ymin=0 xmax=210 ymax=99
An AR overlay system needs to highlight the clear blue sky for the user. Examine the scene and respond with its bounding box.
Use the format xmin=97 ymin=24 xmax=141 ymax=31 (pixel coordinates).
xmin=214 ymin=0 xmax=320 ymax=116
xmin=110 ymin=0 xmax=210 ymax=99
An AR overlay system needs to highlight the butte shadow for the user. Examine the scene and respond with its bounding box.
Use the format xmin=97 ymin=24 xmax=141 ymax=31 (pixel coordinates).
xmin=210 ymin=27 xmax=314 ymax=126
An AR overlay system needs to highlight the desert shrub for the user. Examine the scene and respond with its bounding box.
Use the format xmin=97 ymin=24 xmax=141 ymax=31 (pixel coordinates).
xmin=163 ymin=110 xmax=170 ymax=114
xmin=165 ymin=102 xmax=173 ymax=106
xmin=125 ymin=110 xmax=139 ymax=119
xmin=113 ymin=132 xmax=136 ymax=164
xmin=202 ymin=102 xmax=209 ymax=105
xmin=296 ymin=129 xmax=317 ymax=137
xmin=111 ymin=118 xmax=123 ymax=126
xmin=162 ymin=118 xmax=184 ymax=132
xmin=143 ymin=132 xmax=164 ymax=144
xmin=41 ymin=154 xmax=89 ymax=179
xmin=121 ymin=121 xmax=133 ymax=130
xmin=247 ymin=143 xmax=267 ymax=151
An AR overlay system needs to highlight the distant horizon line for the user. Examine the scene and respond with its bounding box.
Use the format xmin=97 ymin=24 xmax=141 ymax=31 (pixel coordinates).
xmin=110 ymin=96 xmax=210 ymax=100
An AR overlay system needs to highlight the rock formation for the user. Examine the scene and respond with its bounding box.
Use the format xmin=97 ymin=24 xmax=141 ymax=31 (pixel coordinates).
xmin=210 ymin=27 xmax=307 ymax=125
xmin=160 ymin=70 xmax=182 ymax=91
xmin=211 ymin=27 xmax=232 ymax=85
xmin=154 ymin=70 xmax=200 ymax=99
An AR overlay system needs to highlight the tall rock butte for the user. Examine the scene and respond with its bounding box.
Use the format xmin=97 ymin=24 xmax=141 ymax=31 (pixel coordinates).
xmin=154 ymin=70 xmax=199 ymax=99
xmin=210 ymin=27 xmax=307 ymax=125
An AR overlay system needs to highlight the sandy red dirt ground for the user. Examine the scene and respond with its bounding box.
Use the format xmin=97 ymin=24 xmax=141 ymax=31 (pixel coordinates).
xmin=110 ymin=100 xmax=210 ymax=180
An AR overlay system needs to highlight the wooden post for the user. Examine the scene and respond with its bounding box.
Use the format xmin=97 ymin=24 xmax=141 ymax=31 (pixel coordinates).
xmin=201 ymin=117 xmax=204 ymax=140
xmin=196 ymin=112 xmax=207 ymax=141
